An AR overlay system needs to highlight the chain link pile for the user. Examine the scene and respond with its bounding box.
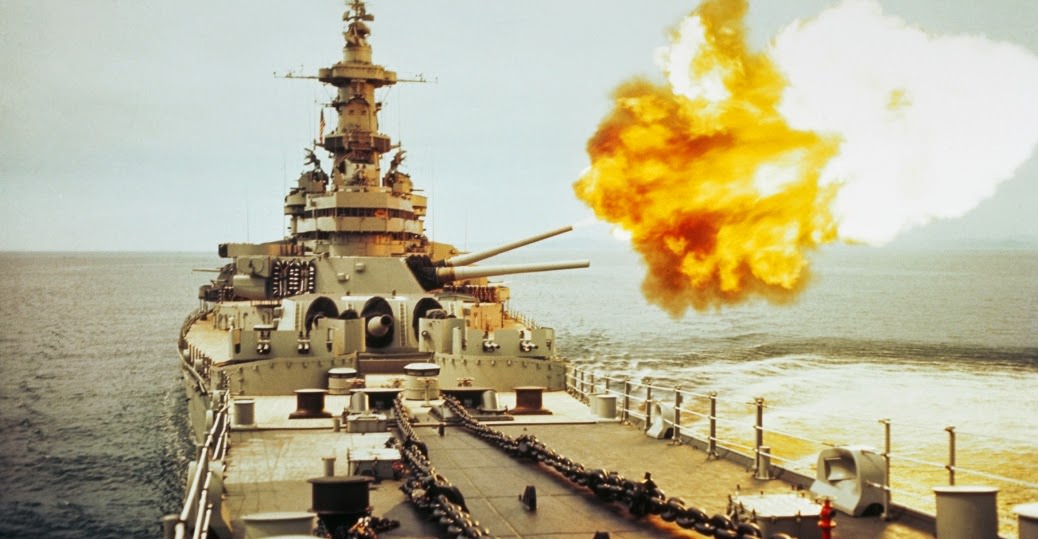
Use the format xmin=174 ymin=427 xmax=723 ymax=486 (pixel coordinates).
xmin=441 ymin=396 xmax=783 ymax=539
xmin=392 ymin=396 xmax=494 ymax=538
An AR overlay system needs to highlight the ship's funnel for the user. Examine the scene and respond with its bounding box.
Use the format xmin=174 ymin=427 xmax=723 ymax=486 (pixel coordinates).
xmin=436 ymin=260 xmax=589 ymax=284
xmin=440 ymin=225 xmax=573 ymax=267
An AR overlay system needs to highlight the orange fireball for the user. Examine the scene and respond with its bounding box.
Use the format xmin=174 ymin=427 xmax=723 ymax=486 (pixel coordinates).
xmin=575 ymin=0 xmax=840 ymax=314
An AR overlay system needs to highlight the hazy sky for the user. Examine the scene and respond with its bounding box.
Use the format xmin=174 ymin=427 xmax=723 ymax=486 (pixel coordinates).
xmin=2 ymin=0 xmax=1036 ymax=252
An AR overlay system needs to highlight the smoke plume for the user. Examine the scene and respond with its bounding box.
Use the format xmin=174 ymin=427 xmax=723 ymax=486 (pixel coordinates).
xmin=574 ymin=0 xmax=1038 ymax=314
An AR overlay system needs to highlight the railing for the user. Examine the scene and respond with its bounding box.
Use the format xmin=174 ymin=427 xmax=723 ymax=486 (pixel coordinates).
xmin=181 ymin=345 xmax=212 ymax=395
xmin=180 ymin=307 xmax=214 ymax=394
xmin=165 ymin=392 xmax=230 ymax=539
xmin=566 ymin=364 xmax=1038 ymax=538
xmin=503 ymin=305 xmax=538 ymax=330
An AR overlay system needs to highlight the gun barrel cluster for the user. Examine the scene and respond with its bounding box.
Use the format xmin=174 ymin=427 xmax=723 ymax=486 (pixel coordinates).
xmin=434 ymin=225 xmax=588 ymax=285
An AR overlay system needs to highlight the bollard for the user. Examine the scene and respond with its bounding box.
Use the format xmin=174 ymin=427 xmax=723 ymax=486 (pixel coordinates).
xmin=289 ymin=389 xmax=332 ymax=419
xmin=512 ymin=386 xmax=550 ymax=415
xmin=592 ymin=394 xmax=617 ymax=419
xmin=232 ymin=398 xmax=255 ymax=427
xmin=933 ymin=486 xmax=998 ymax=539
xmin=1015 ymin=503 xmax=1038 ymax=539
xmin=322 ymin=456 xmax=336 ymax=477
xmin=327 ymin=367 xmax=359 ymax=395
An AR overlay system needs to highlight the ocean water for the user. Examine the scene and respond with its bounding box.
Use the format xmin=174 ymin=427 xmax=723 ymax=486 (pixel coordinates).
xmin=0 ymin=253 xmax=217 ymax=538
xmin=503 ymin=244 xmax=1038 ymax=530
xmin=0 ymin=247 xmax=1035 ymax=537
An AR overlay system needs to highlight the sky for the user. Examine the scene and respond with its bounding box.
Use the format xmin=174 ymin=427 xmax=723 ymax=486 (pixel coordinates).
xmin=2 ymin=0 xmax=1037 ymax=252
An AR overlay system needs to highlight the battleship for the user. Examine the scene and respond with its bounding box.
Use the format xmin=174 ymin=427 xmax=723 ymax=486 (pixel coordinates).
xmin=169 ymin=2 xmax=1036 ymax=538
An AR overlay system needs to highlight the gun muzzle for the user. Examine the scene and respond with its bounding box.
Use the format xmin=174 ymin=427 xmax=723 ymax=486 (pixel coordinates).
xmin=366 ymin=314 xmax=393 ymax=337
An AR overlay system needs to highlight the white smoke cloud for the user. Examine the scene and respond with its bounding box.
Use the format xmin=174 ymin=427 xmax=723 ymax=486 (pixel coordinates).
xmin=771 ymin=0 xmax=1038 ymax=245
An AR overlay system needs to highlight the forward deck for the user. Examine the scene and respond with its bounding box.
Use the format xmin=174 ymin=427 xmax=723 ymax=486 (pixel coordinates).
xmin=219 ymin=391 xmax=934 ymax=538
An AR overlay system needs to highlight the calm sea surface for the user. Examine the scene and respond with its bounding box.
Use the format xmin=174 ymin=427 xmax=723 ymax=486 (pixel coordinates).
xmin=0 ymin=248 xmax=1035 ymax=537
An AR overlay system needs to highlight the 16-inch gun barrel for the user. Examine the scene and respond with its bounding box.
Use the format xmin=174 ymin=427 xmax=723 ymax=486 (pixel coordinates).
xmin=435 ymin=260 xmax=589 ymax=284
xmin=440 ymin=225 xmax=573 ymax=267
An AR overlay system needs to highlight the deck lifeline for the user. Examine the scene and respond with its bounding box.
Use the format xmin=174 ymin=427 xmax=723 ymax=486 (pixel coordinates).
xmin=220 ymin=391 xmax=934 ymax=538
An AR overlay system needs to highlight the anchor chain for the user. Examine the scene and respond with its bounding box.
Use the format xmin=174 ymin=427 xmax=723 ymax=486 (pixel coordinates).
xmin=392 ymin=396 xmax=493 ymax=538
xmin=441 ymin=396 xmax=779 ymax=539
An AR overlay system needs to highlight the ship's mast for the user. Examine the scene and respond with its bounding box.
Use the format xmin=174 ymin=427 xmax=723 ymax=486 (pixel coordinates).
xmin=319 ymin=0 xmax=396 ymax=188
xmin=283 ymin=0 xmax=429 ymax=257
